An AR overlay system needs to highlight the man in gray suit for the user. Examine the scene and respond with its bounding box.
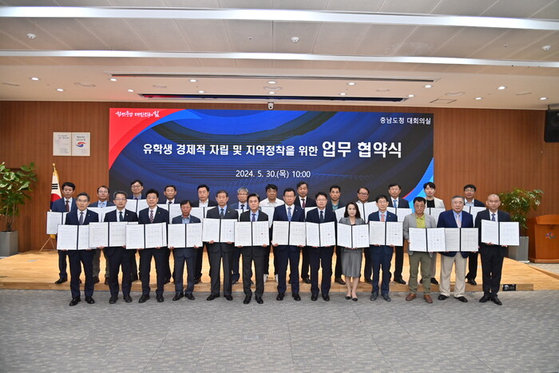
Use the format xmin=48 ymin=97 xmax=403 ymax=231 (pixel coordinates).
xmin=170 ymin=200 xmax=201 ymax=301
xmin=403 ymin=197 xmax=436 ymax=303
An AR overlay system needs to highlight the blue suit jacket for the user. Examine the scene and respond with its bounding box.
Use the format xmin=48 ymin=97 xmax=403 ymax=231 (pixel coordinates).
xmin=368 ymin=210 xmax=398 ymax=250
xmin=171 ymin=214 xmax=201 ymax=252
xmin=306 ymin=208 xmax=337 ymax=224
xmin=52 ymin=197 xmax=77 ymax=213
xmin=138 ymin=207 xmax=169 ymax=224
xmin=104 ymin=209 xmax=138 ymax=223
xmin=90 ymin=201 xmax=115 ymax=207
xmin=171 ymin=215 xmax=201 ymax=224
xmin=475 ymin=209 xmax=511 ymax=255
xmin=388 ymin=198 xmax=410 ymax=209
xmin=437 ymin=209 xmax=474 ymax=257
xmin=273 ymin=204 xmax=305 ymax=222
xmin=65 ymin=209 xmax=99 ymax=225
xmin=205 ymin=206 xmax=238 ymax=252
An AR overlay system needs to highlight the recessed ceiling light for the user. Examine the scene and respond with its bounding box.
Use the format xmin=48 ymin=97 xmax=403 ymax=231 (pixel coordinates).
xmin=475 ymin=97 xmax=483 ymax=100
xmin=30 ymin=77 xmax=40 ymax=81
xmin=198 ymin=90 xmax=205 ymax=94
xmin=127 ymin=89 xmax=134 ymax=92
xmin=27 ymin=33 xmax=36 ymax=39
xmin=291 ymin=36 xmax=299 ymax=43
xmin=348 ymin=82 xmax=355 ymax=86
xmin=340 ymin=92 xmax=347 ymax=96
xmin=542 ymin=45 xmax=551 ymax=51
xmin=497 ymin=86 xmax=507 ymax=90
xmin=424 ymin=84 xmax=432 ymax=88
xmin=268 ymin=80 xmax=277 ymax=85
xmin=56 ymin=88 xmax=64 ymax=92
xmin=540 ymin=97 xmax=548 ymax=101
xmin=408 ymin=94 xmax=415 ymax=98
xmin=189 ymin=79 xmax=197 ymax=83
xmin=269 ymin=91 xmax=275 ymax=95
xmin=109 ymin=78 xmax=117 ymax=82
xmin=445 ymin=91 xmax=465 ymax=97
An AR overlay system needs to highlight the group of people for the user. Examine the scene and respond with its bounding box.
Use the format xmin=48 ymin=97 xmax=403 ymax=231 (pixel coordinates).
xmin=52 ymin=180 xmax=510 ymax=307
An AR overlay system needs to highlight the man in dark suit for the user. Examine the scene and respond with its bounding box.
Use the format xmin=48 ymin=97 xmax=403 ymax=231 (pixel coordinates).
xmin=205 ymin=190 xmax=238 ymax=301
xmin=463 ymin=184 xmax=486 ymax=285
xmin=294 ymin=181 xmax=317 ymax=284
xmin=272 ymin=188 xmax=305 ymax=301
xmin=137 ymin=188 xmax=170 ymax=303
xmin=103 ymin=190 xmax=138 ymax=304
xmin=90 ymin=185 xmax=115 ymax=285
xmin=160 ymin=184 xmax=179 ymax=205
xmin=475 ymin=194 xmax=511 ymax=306
xmin=387 ymin=183 xmax=410 ymax=285
xmin=191 ymin=184 xmax=218 ymax=284
xmin=129 ymin=179 xmax=144 ymax=200
xmin=437 ymin=196 xmax=474 ymax=302
xmin=169 ymin=200 xmax=201 ymax=301
xmin=52 ymin=181 xmax=77 ymax=284
xmin=306 ymin=192 xmax=337 ymax=301
xmin=237 ymin=193 xmax=268 ymax=304
xmin=368 ymin=194 xmax=398 ymax=302
xmin=64 ymin=192 xmax=99 ymax=306
xmin=229 ymin=187 xmax=249 ymax=285
xmin=326 ymin=185 xmax=346 ymax=285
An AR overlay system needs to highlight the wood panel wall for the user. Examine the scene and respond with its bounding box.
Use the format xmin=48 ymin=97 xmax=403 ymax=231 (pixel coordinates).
xmin=1 ymin=101 xmax=557 ymax=252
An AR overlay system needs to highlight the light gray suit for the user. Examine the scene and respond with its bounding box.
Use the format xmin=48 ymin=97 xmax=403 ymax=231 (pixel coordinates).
xmin=403 ymin=213 xmax=437 ymax=294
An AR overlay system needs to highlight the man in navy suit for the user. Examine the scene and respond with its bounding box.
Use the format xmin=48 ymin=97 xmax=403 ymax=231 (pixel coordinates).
xmin=437 ymin=195 xmax=474 ymax=302
xmin=191 ymin=184 xmax=218 ymax=284
xmin=237 ymin=193 xmax=269 ymax=304
xmin=326 ymin=185 xmax=346 ymax=285
xmin=272 ymin=188 xmax=305 ymax=301
xmin=89 ymin=185 xmax=115 ymax=285
xmin=64 ymin=192 xmax=99 ymax=306
xmin=387 ymin=183 xmax=410 ymax=285
xmin=169 ymin=200 xmax=201 ymax=302
xmin=52 ymin=181 xmax=77 ymax=284
xmin=306 ymin=192 xmax=337 ymax=301
xmin=368 ymin=195 xmax=398 ymax=302
xmin=463 ymin=184 xmax=486 ymax=285
xmin=205 ymin=190 xmax=239 ymax=301
xmin=229 ymin=187 xmax=249 ymax=285
xmin=129 ymin=179 xmax=144 ymax=200
xmin=137 ymin=188 xmax=170 ymax=303
xmin=294 ymin=181 xmax=317 ymax=284
xmin=103 ymin=190 xmax=138 ymax=304
xmin=475 ymin=194 xmax=511 ymax=306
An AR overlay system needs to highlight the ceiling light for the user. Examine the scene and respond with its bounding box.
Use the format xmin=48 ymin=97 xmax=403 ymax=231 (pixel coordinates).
xmin=127 ymin=89 xmax=134 ymax=92
xmin=198 ymin=90 xmax=205 ymax=94
xmin=542 ymin=45 xmax=551 ymax=51
xmin=497 ymin=86 xmax=507 ymax=90
xmin=291 ymin=36 xmax=299 ymax=43
xmin=30 ymin=77 xmax=40 ymax=81
xmin=424 ymin=84 xmax=432 ymax=88
xmin=475 ymin=97 xmax=483 ymax=100
xmin=109 ymin=78 xmax=117 ymax=82
xmin=56 ymin=88 xmax=64 ymax=92
xmin=189 ymin=79 xmax=197 ymax=83
xmin=376 ymin=89 xmax=390 ymax=92
xmin=540 ymin=97 xmax=548 ymax=101
xmin=348 ymin=82 xmax=355 ymax=86
xmin=27 ymin=33 xmax=36 ymax=39
xmin=269 ymin=91 xmax=275 ymax=95
xmin=340 ymin=92 xmax=347 ymax=96
xmin=445 ymin=91 xmax=465 ymax=96
xmin=268 ymin=80 xmax=277 ymax=84
xmin=408 ymin=94 xmax=414 ymax=98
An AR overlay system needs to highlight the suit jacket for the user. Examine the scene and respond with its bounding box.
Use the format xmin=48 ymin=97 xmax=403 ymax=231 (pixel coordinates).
xmin=191 ymin=200 xmax=218 ymax=207
xmin=229 ymin=202 xmax=249 ymax=212
xmin=368 ymin=210 xmax=398 ymax=250
xmin=273 ymin=204 xmax=305 ymax=222
xmin=475 ymin=209 xmax=511 ymax=255
xmin=171 ymin=214 xmax=201 ymax=224
xmin=467 ymin=199 xmax=485 ymax=207
xmin=138 ymin=206 xmax=169 ymax=224
xmin=89 ymin=200 xmax=115 ymax=207
xmin=326 ymin=201 xmax=345 ymax=211
xmin=240 ymin=210 xmax=268 ymax=223
xmin=65 ymin=209 xmax=99 ymax=226
xmin=103 ymin=209 xmax=138 ymax=252
xmin=159 ymin=198 xmax=180 ymax=205
xmin=51 ymin=197 xmax=77 ymax=213
xmin=205 ymin=206 xmax=238 ymax=252
xmin=437 ymin=209 xmax=474 ymax=257
xmin=306 ymin=208 xmax=337 ymax=224
xmin=294 ymin=196 xmax=316 ymax=208
xmin=403 ymin=213 xmax=437 ymax=257
xmin=388 ymin=198 xmax=410 ymax=209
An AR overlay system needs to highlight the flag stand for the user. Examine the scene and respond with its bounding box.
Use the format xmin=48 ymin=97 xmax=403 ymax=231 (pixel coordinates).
xmin=40 ymin=235 xmax=56 ymax=251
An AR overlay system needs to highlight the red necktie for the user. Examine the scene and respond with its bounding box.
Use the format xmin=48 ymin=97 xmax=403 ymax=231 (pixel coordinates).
xmin=65 ymin=200 xmax=70 ymax=212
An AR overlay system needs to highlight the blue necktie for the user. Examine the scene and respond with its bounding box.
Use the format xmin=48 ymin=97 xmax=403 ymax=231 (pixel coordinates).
xmin=79 ymin=211 xmax=84 ymax=225
xmin=320 ymin=210 xmax=324 ymax=223
xmin=220 ymin=208 xmax=225 ymax=218
xmin=287 ymin=207 xmax=292 ymax=221
xmin=393 ymin=199 xmax=398 ymax=209
xmin=491 ymin=213 xmax=496 ymax=222
xmin=252 ymin=213 xmax=256 ymax=222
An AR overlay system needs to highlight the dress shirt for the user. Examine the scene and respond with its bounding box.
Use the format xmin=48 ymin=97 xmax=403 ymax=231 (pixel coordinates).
xmin=250 ymin=211 xmax=259 ymax=221
xmin=198 ymin=200 xmax=209 ymax=208
xmin=181 ymin=215 xmax=191 ymax=224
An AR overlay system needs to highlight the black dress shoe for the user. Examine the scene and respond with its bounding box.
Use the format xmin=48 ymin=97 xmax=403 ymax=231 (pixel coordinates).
xmin=491 ymin=295 xmax=502 ymax=306
xmin=163 ymin=278 xmax=170 ymax=285
xmin=109 ymin=296 xmax=118 ymax=304
xmin=335 ymin=277 xmax=346 ymax=285
xmin=352 ymin=297 xmax=358 ymax=302
xmin=232 ymin=278 xmax=239 ymax=285
xmin=225 ymin=295 xmax=233 ymax=301
xmin=123 ymin=294 xmax=133 ymax=303
xmin=311 ymin=294 xmax=318 ymax=301
xmin=131 ymin=274 xmax=139 ymax=282
xmin=243 ymin=295 xmax=251 ymax=304
xmin=394 ymin=278 xmax=406 ymax=285
xmin=322 ymin=295 xmax=330 ymax=301
xmin=194 ymin=278 xmax=202 ymax=284
xmin=276 ymin=293 xmax=284 ymax=301
xmin=431 ymin=278 xmax=439 ymax=285
xmin=139 ymin=294 xmax=150 ymax=303
xmin=55 ymin=277 xmax=67 ymax=284
xmin=172 ymin=293 xmax=183 ymax=301
xmin=345 ymin=295 xmax=352 ymax=300
xmin=381 ymin=294 xmax=391 ymax=302
xmin=302 ymin=277 xmax=311 ymax=284
xmin=293 ymin=293 xmax=301 ymax=301
xmin=466 ymin=278 xmax=477 ymax=285
xmin=370 ymin=292 xmax=378 ymax=301
xmin=438 ymin=294 xmax=448 ymax=301
xmin=479 ymin=294 xmax=491 ymax=303
xmin=85 ymin=296 xmax=95 ymax=304
xmin=185 ymin=293 xmax=195 ymax=300
xmin=93 ymin=276 xmax=100 ymax=284
xmin=69 ymin=297 xmax=80 ymax=306
xmin=207 ymin=294 xmax=219 ymax=301
xmin=156 ymin=295 xmax=164 ymax=303
xmin=455 ymin=296 xmax=468 ymax=303
xmin=364 ymin=278 xmax=372 ymax=284
xmin=255 ymin=296 xmax=264 ymax=304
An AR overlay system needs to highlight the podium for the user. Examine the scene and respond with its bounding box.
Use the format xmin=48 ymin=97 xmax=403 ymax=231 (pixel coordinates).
xmin=528 ymin=215 xmax=559 ymax=263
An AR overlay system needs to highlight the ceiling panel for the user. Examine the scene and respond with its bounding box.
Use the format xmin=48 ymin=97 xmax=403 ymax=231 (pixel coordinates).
xmin=325 ymin=0 xmax=385 ymax=12
xmin=482 ymin=0 xmax=559 ymax=18
xmin=225 ymin=20 xmax=272 ymax=52
xmin=354 ymin=25 xmax=417 ymax=56
xmin=378 ymin=0 xmax=441 ymax=14
xmin=471 ymin=29 xmax=553 ymax=59
xmin=175 ymin=20 xmax=232 ymax=52
xmin=431 ymin=0 xmax=495 ymax=16
xmin=312 ymin=23 xmax=370 ymax=55
xmin=272 ymin=21 xmax=320 ymax=54
xmin=126 ymin=19 xmax=192 ymax=51
xmin=432 ymin=28 xmax=506 ymax=58
xmin=77 ymin=19 xmax=148 ymax=50
xmin=0 ymin=18 xmax=73 ymax=50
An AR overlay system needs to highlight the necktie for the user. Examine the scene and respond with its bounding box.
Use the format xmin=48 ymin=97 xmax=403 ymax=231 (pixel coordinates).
xmin=65 ymin=200 xmax=70 ymax=212
xmin=381 ymin=213 xmax=385 ymax=222
xmin=149 ymin=209 xmax=154 ymax=223
xmin=301 ymin=198 xmax=306 ymax=208
xmin=287 ymin=207 xmax=292 ymax=221
xmin=252 ymin=213 xmax=256 ymax=222
xmin=456 ymin=214 xmax=462 ymax=228
xmin=79 ymin=211 xmax=84 ymax=225
xmin=491 ymin=213 xmax=496 ymax=222
xmin=393 ymin=199 xmax=398 ymax=209
xmin=220 ymin=208 xmax=225 ymax=218
xmin=320 ymin=210 xmax=324 ymax=223
xmin=241 ymin=204 xmax=245 ymax=211
xmin=119 ymin=211 xmax=124 ymax=222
